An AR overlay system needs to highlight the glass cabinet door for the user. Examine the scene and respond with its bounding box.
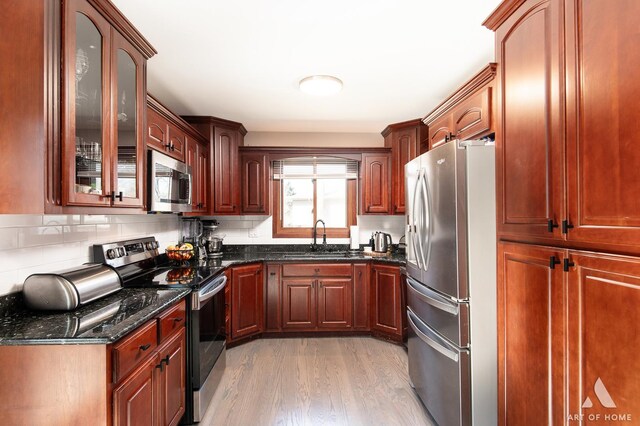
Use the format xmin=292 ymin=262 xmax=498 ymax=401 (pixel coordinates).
xmin=112 ymin=33 xmax=145 ymax=208
xmin=64 ymin=1 xmax=112 ymax=206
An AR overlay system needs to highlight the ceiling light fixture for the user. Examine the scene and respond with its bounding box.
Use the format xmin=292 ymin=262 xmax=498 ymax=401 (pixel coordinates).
xmin=299 ymin=75 xmax=343 ymax=96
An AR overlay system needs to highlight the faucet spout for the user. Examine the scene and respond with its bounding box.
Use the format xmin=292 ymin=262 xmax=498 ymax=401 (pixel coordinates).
xmin=312 ymin=219 xmax=326 ymax=250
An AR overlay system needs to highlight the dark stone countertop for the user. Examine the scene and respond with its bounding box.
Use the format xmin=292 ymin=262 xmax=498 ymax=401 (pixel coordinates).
xmin=0 ymin=288 xmax=190 ymax=346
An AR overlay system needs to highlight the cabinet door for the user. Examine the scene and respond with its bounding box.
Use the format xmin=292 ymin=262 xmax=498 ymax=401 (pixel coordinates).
xmin=241 ymin=152 xmax=269 ymax=214
xmin=113 ymin=355 xmax=158 ymax=426
xmin=230 ymin=264 xmax=263 ymax=339
xmin=428 ymin=115 xmax=453 ymax=150
xmin=185 ymin=140 xmax=198 ymax=211
xmin=282 ymin=278 xmax=316 ymax=330
xmin=392 ymin=129 xmax=417 ymax=215
xmin=158 ymin=328 xmax=186 ymax=426
xmin=213 ymin=127 xmax=239 ymax=214
xmin=63 ymin=0 xmax=113 ymax=206
xmin=497 ymin=242 xmax=566 ymax=425
xmin=565 ymin=0 xmax=640 ymax=250
xmin=361 ymin=153 xmax=390 ymax=214
xmin=146 ymin=107 xmax=168 ymax=152
xmin=317 ymin=278 xmax=352 ymax=329
xmin=353 ymin=264 xmax=370 ymax=330
xmin=495 ymin=0 xmax=565 ymax=240
xmin=196 ymin=142 xmax=209 ymax=213
xmin=166 ymin=124 xmax=186 ymax=162
xmin=452 ymin=87 xmax=491 ymax=141
xmin=567 ymin=252 xmax=640 ymax=420
xmin=370 ymin=264 xmax=402 ymax=337
xmin=265 ymin=264 xmax=281 ymax=332
xmin=110 ymin=32 xmax=145 ymax=208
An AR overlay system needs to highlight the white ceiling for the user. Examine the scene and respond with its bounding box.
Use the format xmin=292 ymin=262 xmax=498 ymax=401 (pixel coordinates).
xmin=112 ymin=0 xmax=501 ymax=133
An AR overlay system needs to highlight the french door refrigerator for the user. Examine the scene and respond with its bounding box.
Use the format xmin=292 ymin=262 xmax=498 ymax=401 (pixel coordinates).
xmin=405 ymin=140 xmax=496 ymax=426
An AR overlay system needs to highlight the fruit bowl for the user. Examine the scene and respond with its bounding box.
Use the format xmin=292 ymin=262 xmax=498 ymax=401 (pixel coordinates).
xmin=165 ymin=244 xmax=195 ymax=261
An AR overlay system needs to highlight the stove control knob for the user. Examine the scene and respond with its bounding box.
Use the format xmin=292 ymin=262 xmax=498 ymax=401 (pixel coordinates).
xmin=118 ymin=247 xmax=126 ymax=257
xmin=106 ymin=249 xmax=116 ymax=260
xmin=153 ymin=241 xmax=159 ymax=249
xmin=145 ymin=242 xmax=153 ymax=250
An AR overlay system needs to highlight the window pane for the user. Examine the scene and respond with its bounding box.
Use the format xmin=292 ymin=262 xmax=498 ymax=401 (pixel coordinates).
xmin=316 ymin=163 xmax=346 ymax=176
xmin=282 ymin=179 xmax=314 ymax=227
xmin=283 ymin=163 xmax=313 ymax=177
xmin=317 ymin=179 xmax=346 ymax=228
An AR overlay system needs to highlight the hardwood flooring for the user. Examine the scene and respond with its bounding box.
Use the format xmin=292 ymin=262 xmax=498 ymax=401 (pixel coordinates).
xmin=200 ymin=337 xmax=434 ymax=426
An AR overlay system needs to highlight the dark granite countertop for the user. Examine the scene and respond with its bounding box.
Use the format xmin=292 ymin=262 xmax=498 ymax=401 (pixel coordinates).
xmin=0 ymin=288 xmax=190 ymax=346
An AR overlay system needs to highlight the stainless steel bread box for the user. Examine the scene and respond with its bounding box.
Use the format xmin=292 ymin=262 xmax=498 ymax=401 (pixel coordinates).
xmin=22 ymin=264 xmax=122 ymax=311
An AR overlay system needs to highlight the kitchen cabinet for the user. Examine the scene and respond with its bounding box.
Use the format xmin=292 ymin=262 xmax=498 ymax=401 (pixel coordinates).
xmin=0 ymin=0 xmax=155 ymax=214
xmin=230 ymin=263 xmax=264 ymax=341
xmin=265 ymin=263 xmax=282 ymax=332
xmin=352 ymin=263 xmax=370 ymax=330
xmin=183 ymin=116 xmax=247 ymax=216
xmin=240 ymin=150 xmax=270 ymax=215
xmin=156 ymin=328 xmax=186 ymax=426
xmin=113 ymin=353 xmax=158 ymax=426
xmin=282 ymin=278 xmax=317 ymax=330
xmin=370 ymin=263 xmax=404 ymax=341
xmin=361 ymin=152 xmax=391 ymax=215
xmin=317 ymin=278 xmax=352 ymax=329
xmin=497 ymin=242 xmax=566 ymax=424
xmin=185 ymin=138 xmax=209 ymax=214
xmin=424 ymin=64 xmax=496 ymax=151
xmin=382 ymin=120 xmax=427 ymax=215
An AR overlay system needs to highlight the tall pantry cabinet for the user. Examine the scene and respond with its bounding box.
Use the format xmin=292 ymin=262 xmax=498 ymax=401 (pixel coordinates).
xmin=485 ymin=0 xmax=640 ymax=422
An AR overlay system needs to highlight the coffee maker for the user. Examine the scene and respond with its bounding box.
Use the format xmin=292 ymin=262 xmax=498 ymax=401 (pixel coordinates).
xmin=180 ymin=218 xmax=206 ymax=261
xmin=202 ymin=220 xmax=224 ymax=258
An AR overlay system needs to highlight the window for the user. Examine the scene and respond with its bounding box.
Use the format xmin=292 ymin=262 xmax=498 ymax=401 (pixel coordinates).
xmin=272 ymin=157 xmax=358 ymax=238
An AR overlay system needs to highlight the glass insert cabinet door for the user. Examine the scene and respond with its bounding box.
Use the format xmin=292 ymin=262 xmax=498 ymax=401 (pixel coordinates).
xmin=63 ymin=0 xmax=145 ymax=208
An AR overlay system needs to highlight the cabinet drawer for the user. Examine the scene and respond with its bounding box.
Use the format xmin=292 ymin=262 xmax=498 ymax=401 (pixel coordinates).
xmin=113 ymin=320 xmax=158 ymax=383
xmin=282 ymin=263 xmax=352 ymax=277
xmin=158 ymin=299 xmax=186 ymax=343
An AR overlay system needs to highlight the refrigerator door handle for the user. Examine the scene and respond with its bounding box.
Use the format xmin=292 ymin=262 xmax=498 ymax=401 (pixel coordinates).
xmin=420 ymin=170 xmax=432 ymax=271
xmin=407 ymin=308 xmax=459 ymax=362
xmin=412 ymin=168 xmax=425 ymax=270
xmin=406 ymin=277 xmax=459 ymax=315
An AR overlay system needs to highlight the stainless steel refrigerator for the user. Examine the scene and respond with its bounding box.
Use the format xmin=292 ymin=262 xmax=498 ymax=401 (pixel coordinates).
xmin=405 ymin=140 xmax=496 ymax=426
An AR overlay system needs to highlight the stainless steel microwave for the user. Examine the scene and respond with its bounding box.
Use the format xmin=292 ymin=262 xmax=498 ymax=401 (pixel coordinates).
xmin=148 ymin=150 xmax=192 ymax=213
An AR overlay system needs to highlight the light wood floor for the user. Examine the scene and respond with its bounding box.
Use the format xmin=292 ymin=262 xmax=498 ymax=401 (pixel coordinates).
xmin=200 ymin=337 xmax=435 ymax=426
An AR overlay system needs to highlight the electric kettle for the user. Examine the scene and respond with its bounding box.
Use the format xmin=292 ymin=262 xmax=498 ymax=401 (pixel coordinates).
xmin=373 ymin=232 xmax=393 ymax=253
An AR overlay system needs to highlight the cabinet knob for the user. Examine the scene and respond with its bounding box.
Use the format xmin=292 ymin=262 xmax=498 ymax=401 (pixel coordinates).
xmin=270 ymin=272 xmax=277 ymax=276
xmin=549 ymin=256 xmax=561 ymax=269
xmin=563 ymin=258 xmax=575 ymax=272
xmin=172 ymin=317 xmax=183 ymax=323
xmin=139 ymin=344 xmax=151 ymax=351
xmin=547 ymin=219 xmax=559 ymax=233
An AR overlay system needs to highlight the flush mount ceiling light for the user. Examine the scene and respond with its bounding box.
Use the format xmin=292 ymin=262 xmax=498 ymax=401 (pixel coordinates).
xmin=299 ymin=75 xmax=343 ymax=96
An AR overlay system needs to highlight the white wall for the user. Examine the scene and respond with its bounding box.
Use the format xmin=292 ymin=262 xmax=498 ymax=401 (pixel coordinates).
xmin=0 ymin=214 xmax=180 ymax=296
xmin=245 ymin=131 xmax=383 ymax=147
xmin=200 ymin=215 xmax=405 ymax=247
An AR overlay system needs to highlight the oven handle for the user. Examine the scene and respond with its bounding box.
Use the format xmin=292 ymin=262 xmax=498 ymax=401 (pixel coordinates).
xmin=194 ymin=275 xmax=227 ymax=309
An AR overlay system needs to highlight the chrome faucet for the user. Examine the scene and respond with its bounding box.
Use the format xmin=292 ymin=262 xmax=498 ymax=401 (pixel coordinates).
xmin=312 ymin=219 xmax=326 ymax=251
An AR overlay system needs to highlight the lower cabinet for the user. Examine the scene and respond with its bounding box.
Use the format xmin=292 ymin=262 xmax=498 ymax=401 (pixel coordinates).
xmin=113 ymin=328 xmax=186 ymax=426
xmin=229 ymin=263 xmax=264 ymax=341
xmin=498 ymin=242 xmax=640 ymax=424
xmin=317 ymin=278 xmax=352 ymax=329
xmin=282 ymin=278 xmax=317 ymax=330
xmin=370 ymin=263 xmax=404 ymax=341
xmin=352 ymin=263 xmax=370 ymax=330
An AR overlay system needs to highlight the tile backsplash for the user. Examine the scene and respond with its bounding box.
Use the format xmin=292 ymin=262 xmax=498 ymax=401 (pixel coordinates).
xmin=200 ymin=215 xmax=406 ymax=246
xmin=0 ymin=214 xmax=180 ymax=296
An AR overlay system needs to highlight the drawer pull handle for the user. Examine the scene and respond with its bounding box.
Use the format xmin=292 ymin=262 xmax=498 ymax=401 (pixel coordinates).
xmin=139 ymin=344 xmax=151 ymax=351
xmin=172 ymin=317 xmax=183 ymax=323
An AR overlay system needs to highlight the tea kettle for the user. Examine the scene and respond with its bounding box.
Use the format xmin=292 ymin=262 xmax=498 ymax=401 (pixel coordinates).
xmin=373 ymin=232 xmax=393 ymax=253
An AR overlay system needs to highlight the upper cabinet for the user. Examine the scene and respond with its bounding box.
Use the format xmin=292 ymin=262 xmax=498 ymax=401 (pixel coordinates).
xmin=486 ymin=0 xmax=640 ymax=253
xmin=240 ymin=150 xmax=270 ymax=215
xmin=423 ymin=64 xmax=497 ymax=151
xmin=382 ymin=119 xmax=426 ymax=215
xmin=62 ymin=0 xmax=155 ymax=208
xmin=183 ymin=116 xmax=247 ymax=216
xmin=0 ymin=0 xmax=156 ymax=214
xmin=361 ymin=152 xmax=391 ymax=215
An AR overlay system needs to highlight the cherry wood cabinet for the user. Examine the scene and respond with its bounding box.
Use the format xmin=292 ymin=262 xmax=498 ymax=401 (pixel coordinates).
xmin=564 ymin=0 xmax=640 ymax=250
xmin=352 ymin=263 xmax=370 ymax=330
xmin=230 ymin=263 xmax=264 ymax=340
xmin=361 ymin=152 xmax=391 ymax=215
xmin=382 ymin=120 xmax=426 ymax=215
xmin=282 ymin=278 xmax=317 ymax=330
xmin=370 ymin=263 xmax=404 ymax=341
xmin=497 ymin=242 xmax=566 ymax=425
xmin=113 ymin=353 xmax=158 ymax=426
xmin=156 ymin=328 xmax=186 ymax=426
xmin=240 ymin=150 xmax=270 ymax=215
xmin=265 ymin=263 xmax=282 ymax=332
xmin=183 ymin=116 xmax=247 ymax=216
xmin=185 ymin=138 xmax=209 ymax=214
xmin=317 ymin=278 xmax=352 ymax=329
xmin=424 ymin=64 xmax=496 ymax=151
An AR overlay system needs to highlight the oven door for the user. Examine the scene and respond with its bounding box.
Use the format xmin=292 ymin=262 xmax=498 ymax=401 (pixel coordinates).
xmin=191 ymin=274 xmax=227 ymax=421
xmin=148 ymin=150 xmax=192 ymax=212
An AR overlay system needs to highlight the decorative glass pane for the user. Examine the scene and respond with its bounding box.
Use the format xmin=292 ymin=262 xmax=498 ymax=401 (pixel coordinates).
xmin=282 ymin=179 xmax=314 ymax=227
xmin=115 ymin=49 xmax=137 ymax=199
xmin=74 ymin=13 xmax=103 ymax=195
xmin=317 ymin=179 xmax=347 ymax=227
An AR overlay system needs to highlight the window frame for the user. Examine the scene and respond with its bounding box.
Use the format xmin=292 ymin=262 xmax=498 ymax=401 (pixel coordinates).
xmin=272 ymin=175 xmax=357 ymax=239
